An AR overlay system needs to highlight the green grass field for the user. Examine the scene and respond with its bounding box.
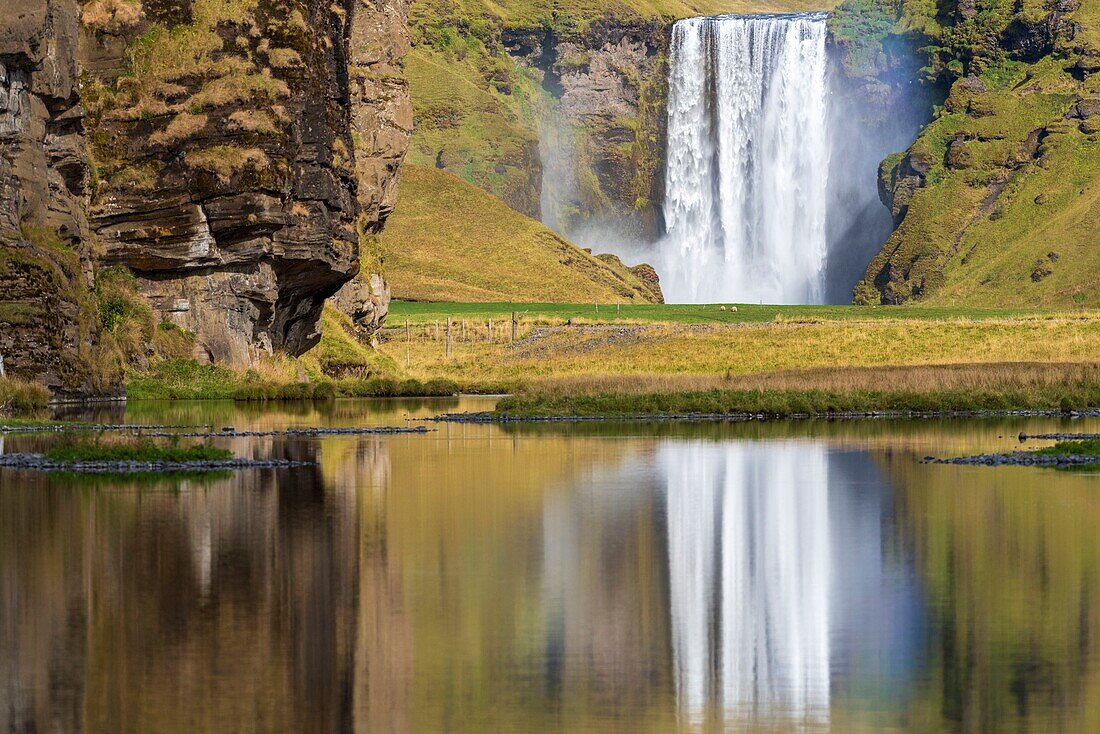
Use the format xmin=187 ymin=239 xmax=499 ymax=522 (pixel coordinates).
xmin=387 ymin=300 xmax=1086 ymax=325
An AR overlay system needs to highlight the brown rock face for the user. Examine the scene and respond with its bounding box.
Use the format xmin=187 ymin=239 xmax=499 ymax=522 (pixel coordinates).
xmin=0 ymin=0 xmax=107 ymax=394
xmin=82 ymin=0 xmax=406 ymax=365
xmin=333 ymin=0 xmax=412 ymax=337
xmin=504 ymin=20 xmax=668 ymax=243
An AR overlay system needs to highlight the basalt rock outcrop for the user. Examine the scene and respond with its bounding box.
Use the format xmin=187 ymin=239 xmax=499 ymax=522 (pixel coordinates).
xmin=84 ymin=0 xmax=383 ymax=365
xmin=0 ymin=0 xmax=106 ymax=396
xmin=1 ymin=0 xmax=409 ymax=386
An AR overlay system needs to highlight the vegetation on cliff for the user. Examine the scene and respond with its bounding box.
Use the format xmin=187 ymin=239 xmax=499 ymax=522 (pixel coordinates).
xmin=839 ymin=0 xmax=1100 ymax=307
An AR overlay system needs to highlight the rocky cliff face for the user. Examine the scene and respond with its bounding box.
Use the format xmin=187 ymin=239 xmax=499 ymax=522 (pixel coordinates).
xmin=83 ymin=0 xmax=369 ymax=365
xmin=0 ymin=0 xmax=105 ymax=395
xmin=504 ymin=19 xmax=668 ymax=243
xmin=1 ymin=0 xmax=409 ymax=391
xmin=337 ymin=0 xmax=413 ymax=338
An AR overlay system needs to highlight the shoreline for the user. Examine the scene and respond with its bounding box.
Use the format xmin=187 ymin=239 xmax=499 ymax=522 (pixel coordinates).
xmin=430 ymin=408 xmax=1100 ymax=424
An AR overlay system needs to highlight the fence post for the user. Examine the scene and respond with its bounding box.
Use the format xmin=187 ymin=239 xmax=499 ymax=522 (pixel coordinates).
xmin=487 ymin=320 xmax=492 ymax=343
xmin=405 ymin=319 xmax=410 ymax=368
xmin=511 ymin=311 xmax=518 ymax=342
xmin=446 ymin=317 xmax=452 ymax=358
xmin=434 ymin=320 xmax=440 ymax=341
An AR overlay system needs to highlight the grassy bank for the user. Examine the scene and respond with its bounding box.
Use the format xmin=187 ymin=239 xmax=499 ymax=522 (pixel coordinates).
xmin=491 ymin=364 xmax=1100 ymax=417
xmin=109 ymin=305 xmax=1100 ymax=409
xmin=125 ymin=358 xmax=466 ymax=401
xmin=44 ymin=439 xmax=232 ymax=463
xmin=0 ymin=377 xmax=49 ymax=416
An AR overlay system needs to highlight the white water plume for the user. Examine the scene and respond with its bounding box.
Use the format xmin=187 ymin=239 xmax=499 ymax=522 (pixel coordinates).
xmin=660 ymin=13 xmax=831 ymax=304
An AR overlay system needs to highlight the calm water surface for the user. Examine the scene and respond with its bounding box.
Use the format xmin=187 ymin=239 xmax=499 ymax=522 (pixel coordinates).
xmin=2 ymin=399 xmax=1099 ymax=733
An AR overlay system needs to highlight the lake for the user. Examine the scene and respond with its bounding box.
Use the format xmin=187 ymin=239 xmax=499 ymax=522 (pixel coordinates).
xmin=2 ymin=398 xmax=1098 ymax=732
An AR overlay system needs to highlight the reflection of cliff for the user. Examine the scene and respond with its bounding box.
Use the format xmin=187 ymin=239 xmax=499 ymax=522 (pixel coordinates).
xmin=885 ymin=456 xmax=1100 ymax=732
xmin=540 ymin=452 xmax=672 ymax=713
xmin=0 ymin=438 xmax=413 ymax=733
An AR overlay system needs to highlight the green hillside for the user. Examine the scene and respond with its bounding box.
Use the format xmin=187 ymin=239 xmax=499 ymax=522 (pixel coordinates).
xmin=379 ymin=165 xmax=662 ymax=303
xmin=846 ymin=0 xmax=1100 ymax=307
xmin=410 ymin=0 xmax=833 ymax=30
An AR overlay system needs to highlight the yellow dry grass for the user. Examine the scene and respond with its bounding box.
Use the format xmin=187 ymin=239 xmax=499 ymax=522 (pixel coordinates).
xmin=377 ymin=316 xmax=1100 ymax=386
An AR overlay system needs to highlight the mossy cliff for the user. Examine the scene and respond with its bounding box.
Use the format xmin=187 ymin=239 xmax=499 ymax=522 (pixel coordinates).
xmin=0 ymin=0 xmax=112 ymax=397
xmin=82 ymin=0 xmax=409 ymax=364
xmin=0 ymin=0 xmax=411 ymax=395
xmin=842 ymin=0 xmax=1100 ymax=307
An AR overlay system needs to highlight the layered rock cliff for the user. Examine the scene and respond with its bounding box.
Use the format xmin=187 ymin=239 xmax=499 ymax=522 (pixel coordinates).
xmin=84 ymin=0 xmax=404 ymax=364
xmin=0 ymin=0 xmax=104 ymax=395
xmin=0 ymin=0 xmax=410 ymax=389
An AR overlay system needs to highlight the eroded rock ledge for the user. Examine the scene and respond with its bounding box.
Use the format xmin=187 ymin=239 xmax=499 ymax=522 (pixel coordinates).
xmin=0 ymin=0 xmax=409 ymax=388
xmin=84 ymin=0 xmax=407 ymax=364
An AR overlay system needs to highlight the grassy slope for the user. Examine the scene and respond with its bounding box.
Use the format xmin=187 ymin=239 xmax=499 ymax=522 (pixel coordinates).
xmin=404 ymin=43 xmax=545 ymax=215
xmin=380 ymin=165 xmax=661 ymax=302
xmin=848 ymin=0 xmax=1100 ymax=307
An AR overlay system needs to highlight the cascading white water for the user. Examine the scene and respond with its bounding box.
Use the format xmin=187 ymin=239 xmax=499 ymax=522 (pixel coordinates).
xmin=661 ymin=13 xmax=831 ymax=304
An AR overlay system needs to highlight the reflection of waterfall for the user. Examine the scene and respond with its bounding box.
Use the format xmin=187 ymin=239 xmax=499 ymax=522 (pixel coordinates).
xmin=660 ymin=14 xmax=831 ymax=304
xmin=664 ymin=441 xmax=831 ymax=726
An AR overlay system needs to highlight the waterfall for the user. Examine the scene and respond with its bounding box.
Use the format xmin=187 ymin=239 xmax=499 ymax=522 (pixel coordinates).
xmin=660 ymin=13 xmax=831 ymax=304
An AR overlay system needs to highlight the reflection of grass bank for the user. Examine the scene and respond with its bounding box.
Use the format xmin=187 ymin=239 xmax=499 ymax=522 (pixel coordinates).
xmin=490 ymin=364 xmax=1100 ymax=418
